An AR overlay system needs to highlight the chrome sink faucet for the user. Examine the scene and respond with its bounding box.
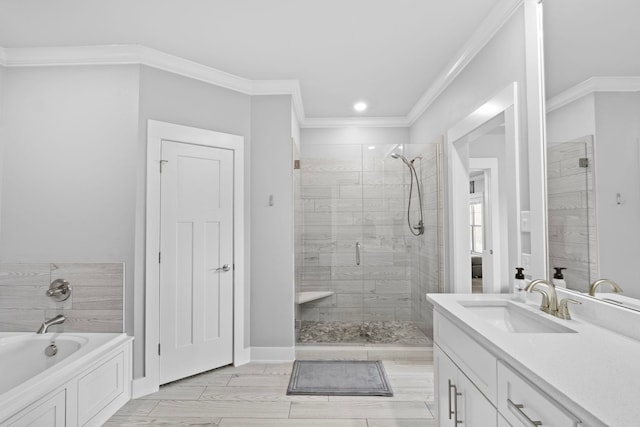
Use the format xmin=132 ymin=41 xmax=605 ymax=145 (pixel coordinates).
xmin=525 ymin=279 xmax=558 ymax=315
xmin=37 ymin=314 xmax=65 ymax=334
xmin=588 ymin=279 xmax=623 ymax=296
xmin=525 ymin=279 xmax=582 ymax=319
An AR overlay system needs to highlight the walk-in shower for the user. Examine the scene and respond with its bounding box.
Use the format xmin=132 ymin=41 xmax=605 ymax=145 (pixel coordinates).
xmin=294 ymin=142 xmax=443 ymax=345
xmin=391 ymin=152 xmax=425 ymax=236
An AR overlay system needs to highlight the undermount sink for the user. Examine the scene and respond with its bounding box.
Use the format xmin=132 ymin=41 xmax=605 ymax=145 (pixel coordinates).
xmin=459 ymin=300 xmax=577 ymax=333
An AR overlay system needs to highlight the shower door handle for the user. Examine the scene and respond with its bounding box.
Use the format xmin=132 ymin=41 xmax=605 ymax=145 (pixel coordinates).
xmin=355 ymin=242 xmax=361 ymax=266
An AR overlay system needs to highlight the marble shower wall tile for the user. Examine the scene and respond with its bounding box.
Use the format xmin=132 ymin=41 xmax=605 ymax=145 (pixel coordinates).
xmin=547 ymin=137 xmax=597 ymax=291
xmin=0 ymin=263 xmax=124 ymax=333
xmin=299 ymin=145 xmax=441 ymax=324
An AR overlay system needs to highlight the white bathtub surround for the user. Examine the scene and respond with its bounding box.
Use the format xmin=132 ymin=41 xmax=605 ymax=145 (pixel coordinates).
xmin=429 ymin=293 xmax=640 ymax=426
xmin=0 ymin=263 xmax=124 ymax=333
xmin=0 ymin=332 xmax=133 ymax=426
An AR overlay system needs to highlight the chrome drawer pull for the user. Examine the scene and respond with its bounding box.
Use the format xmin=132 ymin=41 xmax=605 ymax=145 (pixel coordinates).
xmin=448 ymin=380 xmax=454 ymax=419
xmin=507 ymin=398 xmax=542 ymax=426
xmin=448 ymin=380 xmax=462 ymax=424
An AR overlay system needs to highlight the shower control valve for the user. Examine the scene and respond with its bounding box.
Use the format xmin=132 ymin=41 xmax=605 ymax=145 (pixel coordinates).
xmin=46 ymin=279 xmax=71 ymax=302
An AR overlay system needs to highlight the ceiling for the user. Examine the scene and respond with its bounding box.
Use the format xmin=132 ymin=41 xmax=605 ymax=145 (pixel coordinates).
xmin=0 ymin=0 xmax=502 ymax=119
xmin=544 ymin=0 xmax=640 ymax=99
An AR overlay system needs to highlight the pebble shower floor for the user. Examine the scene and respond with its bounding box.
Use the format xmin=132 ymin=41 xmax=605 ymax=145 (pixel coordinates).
xmin=296 ymin=321 xmax=431 ymax=345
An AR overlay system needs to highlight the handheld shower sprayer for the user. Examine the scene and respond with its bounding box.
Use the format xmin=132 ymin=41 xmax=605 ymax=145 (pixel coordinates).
xmin=391 ymin=151 xmax=425 ymax=236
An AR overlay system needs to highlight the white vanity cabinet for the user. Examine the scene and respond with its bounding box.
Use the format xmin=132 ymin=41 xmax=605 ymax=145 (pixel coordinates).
xmin=498 ymin=361 xmax=581 ymax=427
xmin=435 ymin=345 xmax=496 ymax=426
xmin=434 ymin=310 xmax=583 ymax=427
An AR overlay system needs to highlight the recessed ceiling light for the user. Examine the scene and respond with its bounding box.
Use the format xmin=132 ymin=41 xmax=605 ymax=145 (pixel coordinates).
xmin=354 ymin=102 xmax=367 ymax=112
xmin=368 ymin=146 xmax=376 ymax=150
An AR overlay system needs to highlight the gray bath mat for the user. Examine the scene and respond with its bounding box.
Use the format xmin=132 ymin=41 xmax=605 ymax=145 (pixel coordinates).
xmin=287 ymin=360 xmax=393 ymax=396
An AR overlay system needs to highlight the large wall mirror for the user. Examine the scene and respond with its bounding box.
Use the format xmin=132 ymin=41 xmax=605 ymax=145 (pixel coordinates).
xmin=544 ymin=0 xmax=640 ymax=308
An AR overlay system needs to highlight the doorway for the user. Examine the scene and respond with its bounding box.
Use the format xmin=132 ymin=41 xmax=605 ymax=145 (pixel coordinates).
xmin=142 ymin=120 xmax=246 ymax=395
xmin=446 ymin=83 xmax=521 ymax=294
xmin=158 ymin=141 xmax=234 ymax=384
xmin=469 ymin=159 xmax=501 ymax=294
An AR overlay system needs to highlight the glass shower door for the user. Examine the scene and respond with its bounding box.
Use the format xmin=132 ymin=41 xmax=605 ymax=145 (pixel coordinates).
xmin=298 ymin=144 xmax=365 ymax=342
xmin=297 ymin=142 xmax=442 ymax=344
xmin=547 ymin=136 xmax=597 ymax=292
xmin=361 ymin=144 xmax=438 ymax=344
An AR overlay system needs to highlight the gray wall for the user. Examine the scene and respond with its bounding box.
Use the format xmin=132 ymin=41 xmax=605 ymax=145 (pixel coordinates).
xmin=302 ymin=127 xmax=410 ymax=146
xmin=546 ymin=92 xmax=640 ymax=298
xmin=250 ymin=95 xmax=295 ymax=348
xmin=0 ymin=66 xmax=4 ymax=234
xmin=137 ymin=66 xmax=253 ymax=374
xmin=593 ymin=92 xmax=640 ymax=297
xmin=0 ymin=64 xmax=261 ymax=377
xmin=0 ymin=64 xmax=140 ymax=342
xmin=410 ymin=7 xmax=534 ymax=281
xmin=0 ymin=65 xmax=140 ymax=268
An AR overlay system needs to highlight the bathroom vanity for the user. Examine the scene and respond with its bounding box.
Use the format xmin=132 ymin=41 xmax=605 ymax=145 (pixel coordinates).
xmin=429 ymin=293 xmax=640 ymax=426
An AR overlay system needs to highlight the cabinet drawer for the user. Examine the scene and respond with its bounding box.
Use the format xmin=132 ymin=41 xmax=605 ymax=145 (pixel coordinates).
xmin=434 ymin=311 xmax=497 ymax=404
xmin=498 ymin=361 xmax=580 ymax=427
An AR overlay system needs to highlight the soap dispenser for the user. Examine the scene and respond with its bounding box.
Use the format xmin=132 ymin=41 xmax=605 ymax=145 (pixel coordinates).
xmin=513 ymin=267 xmax=527 ymax=302
xmin=552 ymin=267 xmax=567 ymax=288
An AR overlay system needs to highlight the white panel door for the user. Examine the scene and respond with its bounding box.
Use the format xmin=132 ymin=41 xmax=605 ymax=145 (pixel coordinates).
xmin=159 ymin=140 xmax=234 ymax=384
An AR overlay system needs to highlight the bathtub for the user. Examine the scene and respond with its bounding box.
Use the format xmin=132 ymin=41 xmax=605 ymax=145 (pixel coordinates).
xmin=0 ymin=332 xmax=133 ymax=426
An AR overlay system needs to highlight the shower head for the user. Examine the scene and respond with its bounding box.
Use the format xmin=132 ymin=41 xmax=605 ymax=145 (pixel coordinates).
xmin=391 ymin=152 xmax=412 ymax=167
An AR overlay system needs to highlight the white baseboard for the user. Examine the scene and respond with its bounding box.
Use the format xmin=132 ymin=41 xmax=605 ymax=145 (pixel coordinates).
xmin=131 ymin=377 xmax=159 ymax=399
xmin=250 ymin=346 xmax=295 ymax=362
xmin=234 ymin=347 xmax=251 ymax=366
xmin=131 ymin=346 xmax=266 ymax=399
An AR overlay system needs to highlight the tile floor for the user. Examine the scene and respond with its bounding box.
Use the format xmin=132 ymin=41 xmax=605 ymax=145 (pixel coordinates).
xmin=106 ymin=346 xmax=436 ymax=426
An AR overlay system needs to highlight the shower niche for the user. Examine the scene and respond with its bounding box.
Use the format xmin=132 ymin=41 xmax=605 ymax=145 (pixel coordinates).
xmin=294 ymin=142 xmax=443 ymax=345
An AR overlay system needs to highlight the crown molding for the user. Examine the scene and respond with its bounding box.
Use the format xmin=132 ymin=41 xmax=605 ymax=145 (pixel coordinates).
xmin=300 ymin=116 xmax=411 ymax=129
xmin=252 ymin=79 xmax=306 ymax=123
xmin=0 ymin=44 xmax=306 ymax=121
xmin=1 ymin=45 xmax=256 ymax=92
xmin=546 ymin=76 xmax=640 ymax=112
xmin=407 ymin=0 xmax=523 ymax=125
xmin=0 ymin=0 xmax=520 ymax=130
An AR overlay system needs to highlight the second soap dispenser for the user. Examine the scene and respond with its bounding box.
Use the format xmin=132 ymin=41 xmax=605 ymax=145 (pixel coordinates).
xmin=552 ymin=267 xmax=567 ymax=288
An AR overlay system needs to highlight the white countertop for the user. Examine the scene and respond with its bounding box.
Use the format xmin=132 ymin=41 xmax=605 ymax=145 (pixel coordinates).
xmin=428 ymin=293 xmax=640 ymax=427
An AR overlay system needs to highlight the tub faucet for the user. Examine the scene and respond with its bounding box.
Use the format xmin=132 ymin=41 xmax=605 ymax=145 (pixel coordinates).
xmin=37 ymin=314 xmax=66 ymax=334
xmin=525 ymin=279 xmax=558 ymax=315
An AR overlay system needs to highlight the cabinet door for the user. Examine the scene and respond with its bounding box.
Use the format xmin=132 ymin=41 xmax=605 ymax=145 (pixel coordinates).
xmin=6 ymin=390 xmax=65 ymax=427
xmin=498 ymin=412 xmax=512 ymax=427
xmin=435 ymin=345 xmax=460 ymax=427
xmin=498 ymin=361 xmax=580 ymax=427
xmin=458 ymin=371 xmax=497 ymax=426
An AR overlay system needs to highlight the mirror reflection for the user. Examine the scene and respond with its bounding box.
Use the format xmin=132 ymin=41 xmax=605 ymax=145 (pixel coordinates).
xmin=544 ymin=0 xmax=640 ymax=307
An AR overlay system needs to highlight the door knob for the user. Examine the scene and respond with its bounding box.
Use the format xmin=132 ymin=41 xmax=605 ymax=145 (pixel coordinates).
xmin=215 ymin=264 xmax=231 ymax=272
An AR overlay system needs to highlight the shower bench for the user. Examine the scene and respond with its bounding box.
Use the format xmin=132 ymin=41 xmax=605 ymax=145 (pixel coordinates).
xmin=296 ymin=291 xmax=334 ymax=304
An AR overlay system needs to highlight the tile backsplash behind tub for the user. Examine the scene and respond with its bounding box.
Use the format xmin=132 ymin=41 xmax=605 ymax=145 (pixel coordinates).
xmin=0 ymin=263 xmax=124 ymax=333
